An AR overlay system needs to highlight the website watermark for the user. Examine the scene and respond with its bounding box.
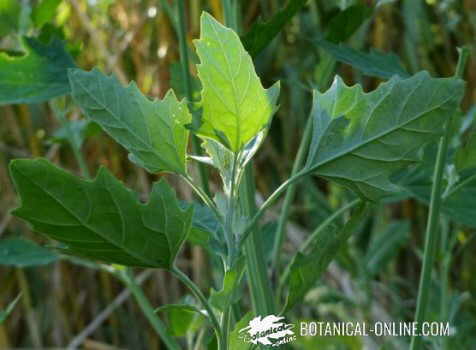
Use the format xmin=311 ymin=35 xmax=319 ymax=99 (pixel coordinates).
xmin=239 ymin=315 xmax=296 ymax=347
xmin=300 ymin=321 xmax=451 ymax=337
xmin=239 ymin=315 xmax=452 ymax=347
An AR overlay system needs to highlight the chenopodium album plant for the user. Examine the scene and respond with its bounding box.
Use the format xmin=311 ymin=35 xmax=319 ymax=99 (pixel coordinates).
xmin=9 ymin=12 xmax=465 ymax=349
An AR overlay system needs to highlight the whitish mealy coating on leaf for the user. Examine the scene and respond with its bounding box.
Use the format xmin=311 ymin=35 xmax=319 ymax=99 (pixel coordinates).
xmin=69 ymin=68 xmax=191 ymax=174
xmin=194 ymin=12 xmax=280 ymax=152
xmin=305 ymin=71 xmax=464 ymax=201
xmin=10 ymin=158 xmax=193 ymax=268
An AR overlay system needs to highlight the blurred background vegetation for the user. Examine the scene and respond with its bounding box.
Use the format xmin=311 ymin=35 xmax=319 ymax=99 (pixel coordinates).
xmin=0 ymin=0 xmax=475 ymax=349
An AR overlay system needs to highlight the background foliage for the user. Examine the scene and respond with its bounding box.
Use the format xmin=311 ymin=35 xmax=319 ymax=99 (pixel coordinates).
xmin=0 ymin=0 xmax=475 ymax=349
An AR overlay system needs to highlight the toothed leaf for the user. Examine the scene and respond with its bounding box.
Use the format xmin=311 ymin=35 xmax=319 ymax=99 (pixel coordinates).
xmin=69 ymin=68 xmax=191 ymax=174
xmin=194 ymin=12 xmax=279 ymax=152
xmin=10 ymin=158 xmax=193 ymax=268
xmin=304 ymin=72 xmax=464 ymax=201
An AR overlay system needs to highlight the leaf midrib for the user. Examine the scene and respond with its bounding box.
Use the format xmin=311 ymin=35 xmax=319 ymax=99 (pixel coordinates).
xmin=304 ymin=84 xmax=455 ymax=177
xmin=15 ymin=165 xmax=160 ymax=267
xmin=75 ymin=74 xmax=178 ymax=173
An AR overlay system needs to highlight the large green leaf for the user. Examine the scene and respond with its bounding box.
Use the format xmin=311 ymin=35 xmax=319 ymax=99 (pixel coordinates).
xmin=316 ymin=40 xmax=409 ymax=79
xmin=0 ymin=238 xmax=59 ymax=267
xmin=0 ymin=37 xmax=75 ymax=105
xmin=194 ymin=12 xmax=280 ymax=152
xmin=10 ymin=158 xmax=193 ymax=268
xmin=241 ymin=0 xmax=307 ymax=57
xmin=303 ymin=71 xmax=464 ymax=201
xmin=69 ymin=68 xmax=191 ymax=174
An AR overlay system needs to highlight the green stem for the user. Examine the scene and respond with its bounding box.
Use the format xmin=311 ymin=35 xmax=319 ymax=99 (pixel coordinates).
xmin=277 ymin=199 xmax=361 ymax=299
xmin=171 ymin=267 xmax=222 ymax=342
xmin=119 ymin=269 xmax=180 ymax=350
xmin=439 ymin=218 xmax=451 ymax=350
xmin=176 ymin=0 xmax=211 ymax=196
xmin=241 ymin=166 xmax=276 ymax=315
xmin=240 ymin=171 xmax=305 ymax=248
xmin=271 ymin=117 xmax=313 ymax=269
xmin=410 ymin=47 xmax=469 ymax=350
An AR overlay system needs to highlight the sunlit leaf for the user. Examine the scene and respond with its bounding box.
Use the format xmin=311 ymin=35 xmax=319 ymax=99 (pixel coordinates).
xmin=69 ymin=68 xmax=191 ymax=174
xmin=194 ymin=12 xmax=280 ymax=152
xmin=10 ymin=158 xmax=193 ymax=268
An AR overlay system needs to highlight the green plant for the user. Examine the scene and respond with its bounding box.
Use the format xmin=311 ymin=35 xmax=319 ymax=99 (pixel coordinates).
xmin=4 ymin=10 xmax=470 ymax=350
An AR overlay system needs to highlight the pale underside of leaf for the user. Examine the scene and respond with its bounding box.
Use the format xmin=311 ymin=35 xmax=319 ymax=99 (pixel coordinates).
xmin=194 ymin=12 xmax=279 ymax=152
xmin=304 ymin=71 xmax=464 ymax=200
xmin=68 ymin=68 xmax=191 ymax=174
xmin=10 ymin=158 xmax=193 ymax=268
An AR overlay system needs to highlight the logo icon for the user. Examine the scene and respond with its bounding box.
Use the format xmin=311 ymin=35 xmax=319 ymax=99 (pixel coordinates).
xmin=239 ymin=315 xmax=296 ymax=347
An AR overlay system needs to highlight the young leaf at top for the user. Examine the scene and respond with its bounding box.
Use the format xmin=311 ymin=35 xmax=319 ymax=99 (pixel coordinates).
xmin=69 ymin=68 xmax=191 ymax=175
xmin=193 ymin=131 xmax=266 ymax=196
xmin=10 ymin=158 xmax=193 ymax=268
xmin=194 ymin=12 xmax=280 ymax=152
xmin=0 ymin=37 xmax=75 ymax=105
xmin=303 ymin=71 xmax=464 ymax=201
